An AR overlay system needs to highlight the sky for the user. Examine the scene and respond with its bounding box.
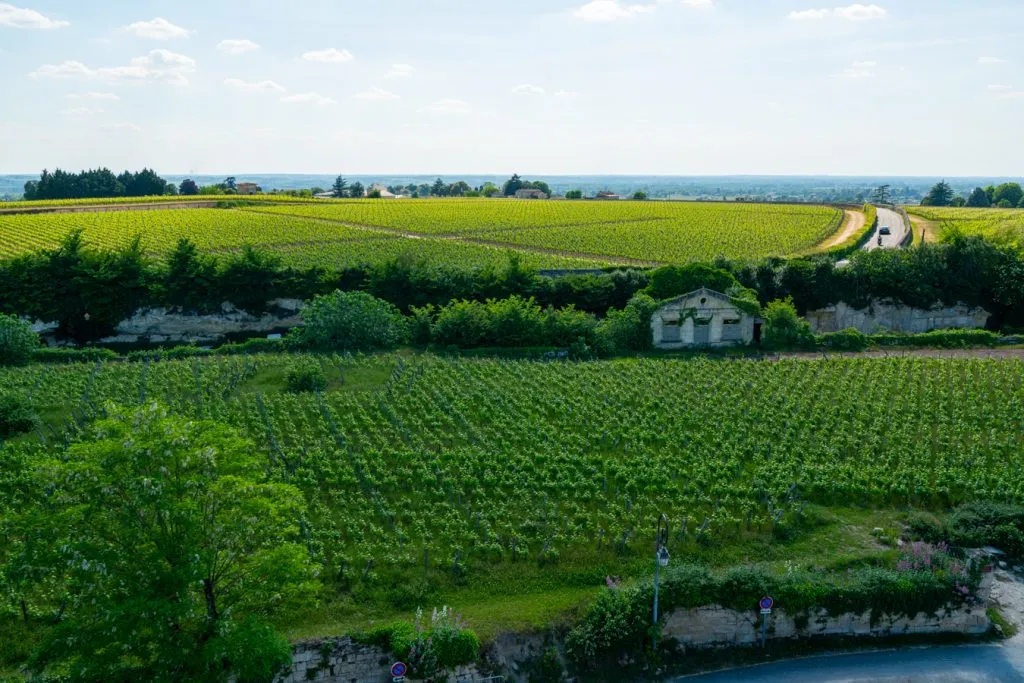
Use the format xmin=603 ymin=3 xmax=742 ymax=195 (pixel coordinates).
xmin=0 ymin=0 xmax=1022 ymax=176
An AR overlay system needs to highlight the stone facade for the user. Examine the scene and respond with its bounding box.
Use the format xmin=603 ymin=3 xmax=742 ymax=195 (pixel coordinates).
xmin=807 ymin=301 xmax=990 ymax=335
xmin=30 ymin=299 xmax=306 ymax=346
xmin=651 ymin=288 xmax=756 ymax=349
xmin=662 ymin=604 xmax=989 ymax=648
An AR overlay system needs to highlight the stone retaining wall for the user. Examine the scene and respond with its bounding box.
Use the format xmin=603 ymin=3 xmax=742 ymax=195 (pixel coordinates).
xmin=807 ymin=301 xmax=990 ymax=335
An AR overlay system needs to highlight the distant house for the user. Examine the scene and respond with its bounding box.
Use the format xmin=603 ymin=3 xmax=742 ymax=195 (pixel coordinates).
xmin=313 ymin=191 xmax=336 ymax=199
xmin=235 ymin=182 xmax=260 ymax=195
xmin=368 ymin=183 xmax=398 ymax=198
xmin=515 ymin=188 xmax=548 ymax=200
xmin=595 ymin=191 xmax=620 ymax=200
xmin=651 ymin=288 xmax=759 ymax=349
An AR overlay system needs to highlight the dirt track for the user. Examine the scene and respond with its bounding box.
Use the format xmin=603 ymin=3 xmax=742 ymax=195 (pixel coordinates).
xmin=819 ymin=209 xmax=866 ymax=249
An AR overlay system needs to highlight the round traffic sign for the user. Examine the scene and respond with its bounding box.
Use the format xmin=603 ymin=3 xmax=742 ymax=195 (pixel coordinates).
xmin=391 ymin=662 xmax=407 ymax=677
xmin=759 ymin=596 xmax=774 ymax=610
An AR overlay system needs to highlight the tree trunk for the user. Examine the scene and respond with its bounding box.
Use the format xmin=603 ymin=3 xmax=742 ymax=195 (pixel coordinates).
xmin=203 ymin=578 xmax=218 ymax=621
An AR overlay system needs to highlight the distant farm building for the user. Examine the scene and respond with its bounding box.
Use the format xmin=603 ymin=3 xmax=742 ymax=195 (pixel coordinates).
xmin=235 ymin=182 xmax=260 ymax=195
xmin=595 ymin=191 xmax=621 ymax=200
xmin=651 ymin=288 xmax=758 ymax=349
xmin=313 ymin=192 xmax=336 ymax=199
xmin=369 ymin=184 xmax=398 ymax=198
xmin=515 ymin=188 xmax=548 ymax=200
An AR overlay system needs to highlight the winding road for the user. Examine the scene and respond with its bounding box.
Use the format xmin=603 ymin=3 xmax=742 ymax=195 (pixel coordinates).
xmin=864 ymin=206 xmax=909 ymax=251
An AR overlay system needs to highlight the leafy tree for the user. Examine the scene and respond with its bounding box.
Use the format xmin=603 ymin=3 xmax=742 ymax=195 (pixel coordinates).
xmin=565 ymin=190 xmax=583 ymax=200
xmin=870 ymin=185 xmax=892 ymax=204
xmin=367 ymin=189 xmax=382 ymax=198
xmin=632 ymin=191 xmax=648 ymax=201
xmin=349 ymin=181 xmax=365 ymax=198
xmin=0 ymin=313 xmax=38 ymax=366
xmin=984 ymin=185 xmax=997 ymax=205
xmin=163 ymin=238 xmax=220 ymax=313
xmin=998 ymin=199 xmax=1014 ymax=209
xmin=966 ymin=187 xmax=990 ymax=208
xmin=179 ymin=178 xmax=200 ymax=196
xmin=0 ymin=391 xmax=34 ymax=437
xmin=448 ymin=181 xmax=471 ymax=197
xmin=993 ymin=183 xmax=1024 ymax=208
xmin=431 ymin=178 xmax=448 ymax=197
xmin=761 ymin=298 xmax=815 ymax=350
xmin=1019 ymin=197 xmax=1024 ymax=209
xmin=310 ymin=186 xmax=325 ymax=196
xmin=164 ymin=182 xmax=178 ymax=196
xmin=951 ymin=196 xmax=966 ymax=207
xmin=26 ymin=404 xmax=317 ymax=682
xmin=645 ymin=263 xmax=739 ymax=301
xmin=332 ymin=176 xmax=348 ymax=198
xmin=293 ymin=290 xmax=408 ymax=351
xmin=480 ymin=182 xmax=500 ymax=197
xmin=594 ymin=293 xmax=658 ymax=353
xmin=222 ymin=176 xmax=237 ymax=192
xmin=285 ymin=357 xmax=328 ymax=393
xmin=218 ymin=247 xmax=282 ymax=315
xmin=921 ymin=181 xmax=954 ymax=207
xmin=503 ymin=173 xmax=524 ymax=197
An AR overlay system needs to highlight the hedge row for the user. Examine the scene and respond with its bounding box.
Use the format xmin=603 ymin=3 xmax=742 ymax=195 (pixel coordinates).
xmin=818 ymin=328 xmax=1001 ymax=351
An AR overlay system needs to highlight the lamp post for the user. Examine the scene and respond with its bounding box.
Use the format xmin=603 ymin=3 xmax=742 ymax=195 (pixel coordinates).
xmin=653 ymin=514 xmax=670 ymax=651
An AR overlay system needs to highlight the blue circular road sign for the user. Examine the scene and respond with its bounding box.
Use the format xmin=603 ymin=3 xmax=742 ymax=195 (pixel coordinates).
xmin=391 ymin=662 xmax=407 ymax=677
xmin=759 ymin=596 xmax=774 ymax=610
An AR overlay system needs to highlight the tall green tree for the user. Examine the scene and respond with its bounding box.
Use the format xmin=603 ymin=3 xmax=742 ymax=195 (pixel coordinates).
xmin=921 ymin=181 xmax=954 ymax=207
xmin=26 ymin=404 xmax=318 ymax=683
xmin=179 ymin=178 xmax=200 ymax=195
xmin=993 ymin=183 xmax=1024 ymax=208
xmin=431 ymin=177 xmax=448 ymax=197
xmin=966 ymin=187 xmax=991 ymax=208
xmin=503 ymin=173 xmax=523 ymax=197
xmin=870 ymin=185 xmax=892 ymax=204
xmin=332 ymin=176 xmax=348 ymax=198
xmin=163 ymin=238 xmax=220 ymax=313
xmin=349 ymin=181 xmax=365 ymax=198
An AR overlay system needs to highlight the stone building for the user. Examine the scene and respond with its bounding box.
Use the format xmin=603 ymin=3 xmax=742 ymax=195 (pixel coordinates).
xmin=651 ymin=288 xmax=758 ymax=349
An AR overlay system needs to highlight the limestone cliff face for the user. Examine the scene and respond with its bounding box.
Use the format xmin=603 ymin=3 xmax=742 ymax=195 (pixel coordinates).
xmin=807 ymin=301 xmax=990 ymax=335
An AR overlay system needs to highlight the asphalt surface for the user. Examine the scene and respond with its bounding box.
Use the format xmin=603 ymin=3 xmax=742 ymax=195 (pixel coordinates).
xmin=864 ymin=206 xmax=909 ymax=251
xmin=674 ymin=643 xmax=1024 ymax=682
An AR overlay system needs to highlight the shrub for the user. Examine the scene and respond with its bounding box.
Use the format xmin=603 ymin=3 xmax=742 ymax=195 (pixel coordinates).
xmin=595 ymin=293 xmax=658 ymax=353
xmin=294 ymin=291 xmax=408 ymax=351
xmin=286 ymin=358 xmax=328 ymax=393
xmin=870 ymin=329 xmax=998 ymax=349
xmin=432 ymin=300 xmax=490 ymax=348
xmin=818 ymin=327 xmax=870 ymax=352
xmin=948 ymin=502 xmax=1024 ymax=559
xmin=0 ymin=392 xmax=35 ymax=438
xmin=0 ymin=314 xmax=39 ymax=366
xmin=645 ymin=263 xmax=739 ymax=301
xmin=762 ymin=298 xmax=815 ymax=350
xmin=31 ymin=347 xmax=119 ymax=364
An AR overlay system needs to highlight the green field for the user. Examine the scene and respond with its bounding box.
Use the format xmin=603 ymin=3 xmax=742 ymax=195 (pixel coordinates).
xmin=3 ymin=352 xmax=1021 ymax=636
xmin=909 ymin=207 xmax=1024 ymax=248
xmin=0 ymin=199 xmax=844 ymax=269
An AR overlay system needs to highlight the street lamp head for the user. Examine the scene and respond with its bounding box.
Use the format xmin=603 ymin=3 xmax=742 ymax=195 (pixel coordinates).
xmin=657 ymin=546 xmax=670 ymax=567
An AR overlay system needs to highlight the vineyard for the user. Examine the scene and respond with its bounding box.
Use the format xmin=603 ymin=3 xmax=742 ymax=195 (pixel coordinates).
xmin=909 ymin=207 xmax=1024 ymax=248
xmin=0 ymin=199 xmax=844 ymax=269
xmin=5 ymin=352 xmax=1023 ymax=591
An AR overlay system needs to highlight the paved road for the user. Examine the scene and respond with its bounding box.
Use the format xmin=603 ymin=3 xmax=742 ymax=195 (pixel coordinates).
xmin=674 ymin=643 xmax=1024 ymax=682
xmin=864 ymin=206 xmax=909 ymax=251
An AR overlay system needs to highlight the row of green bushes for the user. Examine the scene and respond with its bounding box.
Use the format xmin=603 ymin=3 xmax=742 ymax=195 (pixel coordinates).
xmin=909 ymin=502 xmax=1024 ymax=560
xmin=818 ymin=328 xmax=1002 ymax=351
xmin=565 ymin=562 xmax=978 ymax=670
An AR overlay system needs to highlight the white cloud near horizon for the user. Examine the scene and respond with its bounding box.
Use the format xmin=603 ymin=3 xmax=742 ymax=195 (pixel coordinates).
xmin=301 ymin=48 xmax=354 ymax=63
xmin=0 ymin=3 xmax=68 ymax=29
xmin=790 ymin=4 xmax=887 ymax=21
xmin=217 ymin=39 xmax=259 ymax=55
xmin=223 ymin=77 xmax=285 ymax=93
xmin=574 ymin=0 xmax=655 ymax=22
xmin=386 ymin=63 xmax=414 ymax=78
xmin=354 ymin=86 xmax=399 ymax=101
xmin=122 ymin=17 xmax=190 ymax=40
xmin=31 ymin=50 xmax=196 ymax=86
xmin=280 ymin=92 xmax=336 ymax=105
xmin=420 ymin=98 xmax=470 ymax=114
xmin=513 ymin=83 xmax=545 ymax=95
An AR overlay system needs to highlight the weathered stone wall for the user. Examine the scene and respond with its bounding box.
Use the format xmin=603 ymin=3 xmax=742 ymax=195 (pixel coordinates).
xmin=807 ymin=301 xmax=990 ymax=335
xmin=30 ymin=299 xmax=306 ymax=346
xmin=662 ymin=604 xmax=989 ymax=648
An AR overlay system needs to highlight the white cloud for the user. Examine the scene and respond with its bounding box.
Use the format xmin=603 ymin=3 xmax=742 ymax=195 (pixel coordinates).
xmin=280 ymin=92 xmax=336 ymax=105
xmin=354 ymin=86 xmax=399 ymax=101
xmin=66 ymin=91 xmax=120 ymax=101
xmin=681 ymin=0 xmax=713 ymax=7
xmin=978 ymin=56 xmax=1007 ymax=65
xmin=217 ymin=39 xmax=259 ymax=55
xmin=834 ymin=3 xmax=886 ymax=20
xmin=61 ymin=107 xmax=106 ymax=116
xmin=224 ymin=77 xmax=285 ymax=93
xmin=988 ymin=84 xmax=1012 ymax=91
xmin=122 ymin=17 xmax=190 ymax=40
xmin=790 ymin=4 xmax=886 ymax=21
xmin=513 ymin=83 xmax=545 ymax=95
xmin=386 ymin=63 xmax=414 ymax=78
xmin=852 ymin=60 xmax=877 ymax=68
xmin=554 ymin=89 xmax=580 ymax=98
xmin=302 ymin=48 xmax=354 ymax=63
xmin=834 ymin=60 xmax=876 ymax=78
xmin=421 ymin=98 xmax=470 ymax=114
xmin=574 ymin=0 xmax=655 ymax=22
xmin=0 ymin=3 xmax=68 ymax=29
xmin=101 ymin=122 xmax=142 ymax=133
xmin=31 ymin=50 xmax=196 ymax=86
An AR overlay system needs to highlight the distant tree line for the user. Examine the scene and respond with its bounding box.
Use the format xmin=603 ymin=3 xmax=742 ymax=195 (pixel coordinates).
xmin=23 ymin=168 xmax=172 ymax=201
xmin=921 ymin=180 xmax=1024 ymax=208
